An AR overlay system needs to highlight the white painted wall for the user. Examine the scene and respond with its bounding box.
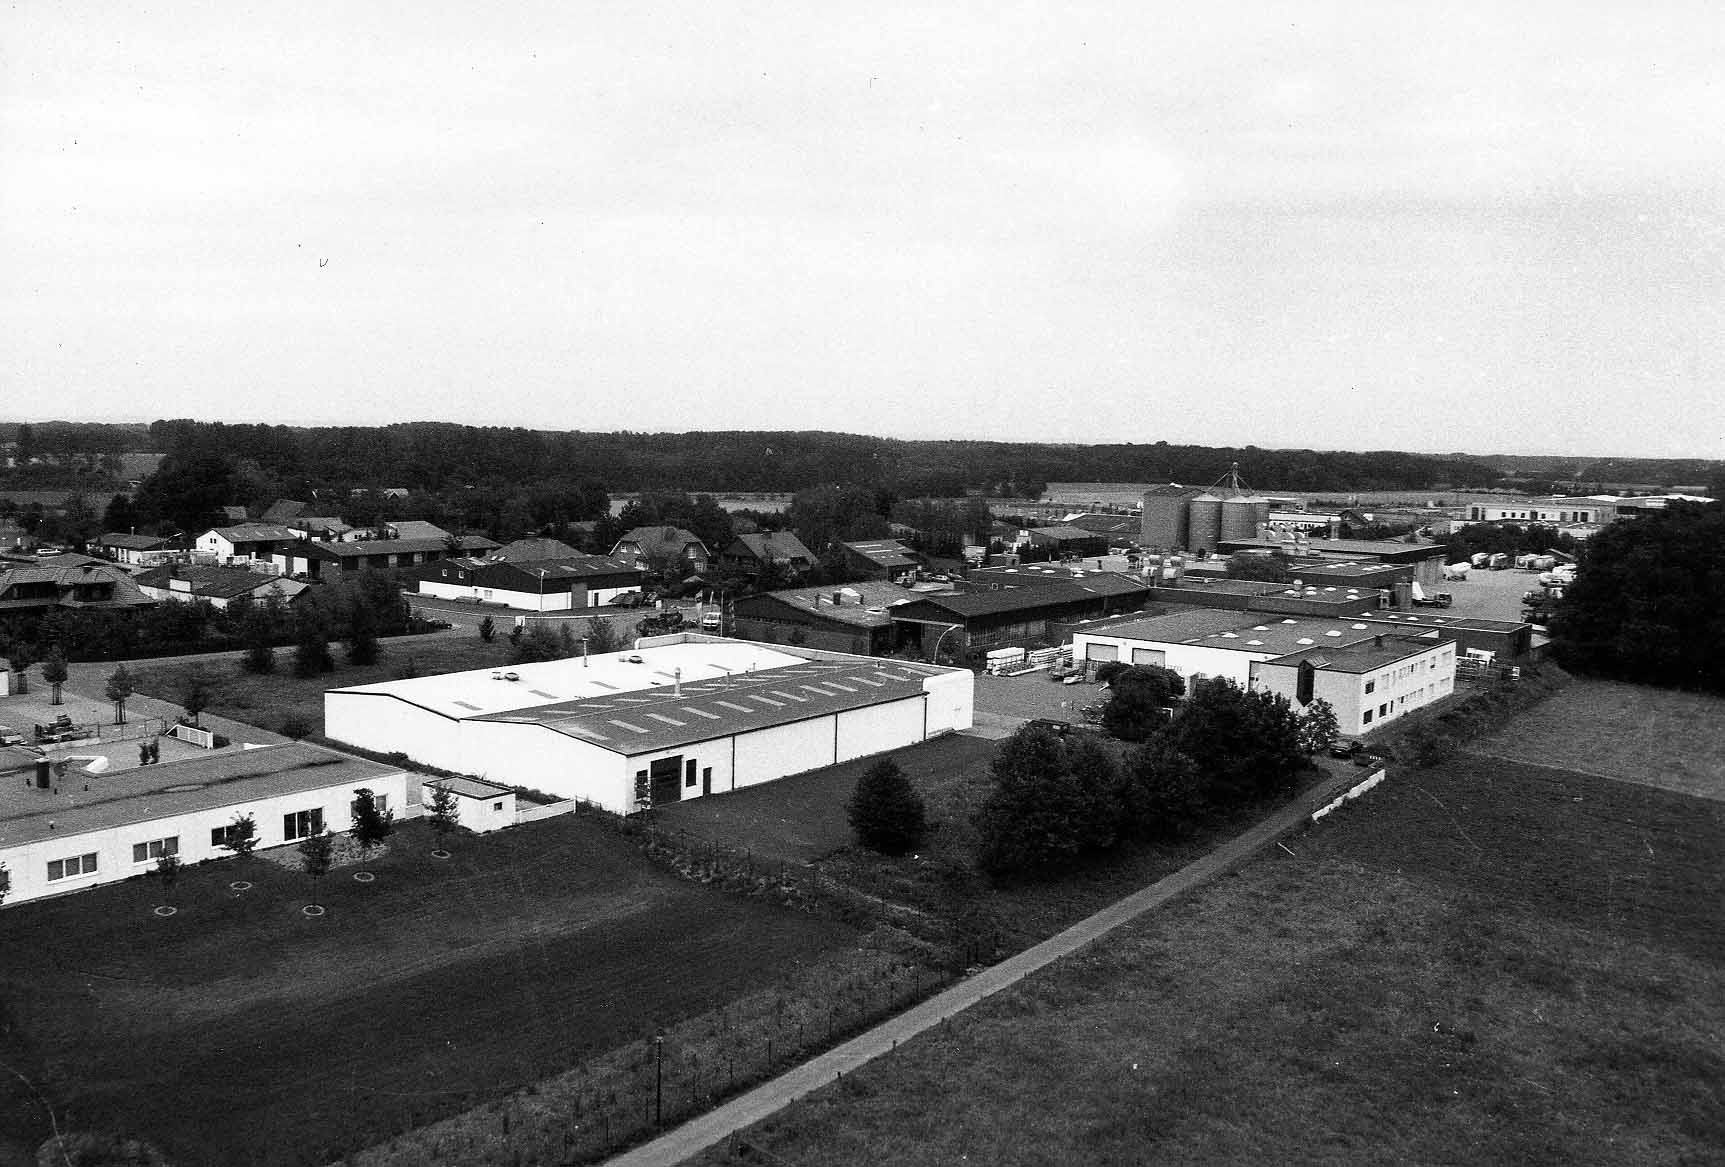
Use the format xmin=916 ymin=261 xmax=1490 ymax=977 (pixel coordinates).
xmin=921 ymin=669 xmax=974 ymax=735
xmin=733 ymin=715 xmax=838 ymax=788
xmin=1070 ymin=631 xmax=1269 ymax=687
xmin=1253 ymin=642 xmax=1456 ymax=736
xmin=423 ymin=782 xmax=515 ymax=833
xmin=325 ymin=692 xmax=464 ymax=766
xmin=0 ymin=770 xmax=409 ymax=907
xmin=454 ymin=719 xmax=630 ymax=811
xmin=836 ymin=696 xmax=926 ymax=762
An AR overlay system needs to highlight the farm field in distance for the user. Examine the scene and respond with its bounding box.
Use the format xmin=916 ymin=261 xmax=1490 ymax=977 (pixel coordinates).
xmin=689 ymin=746 xmax=1725 ymax=1165
xmin=0 ymin=816 xmax=857 ymax=1167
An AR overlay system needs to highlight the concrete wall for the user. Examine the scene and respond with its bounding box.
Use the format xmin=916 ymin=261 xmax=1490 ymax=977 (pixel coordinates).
xmin=2 ymin=770 xmax=409 ymax=907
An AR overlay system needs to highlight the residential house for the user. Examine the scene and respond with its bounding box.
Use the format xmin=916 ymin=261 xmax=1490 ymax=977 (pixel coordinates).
xmin=283 ymin=516 xmax=355 ymax=542
xmin=196 ymin=524 xmax=296 ymax=564
xmin=0 ymin=561 xmax=155 ymax=616
xmin=612 ymin=527 xmax=710 ymax=574
xmin=134 ymin=565 xmax=309 ymax=611
xmin=719 ymin=532 xmax=817 ymax=577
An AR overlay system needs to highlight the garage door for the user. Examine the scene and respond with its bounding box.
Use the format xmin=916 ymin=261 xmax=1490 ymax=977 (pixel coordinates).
xmin=649 ymin=756 xmax=683 ymax=804
xmin=1131 ymin=648 xmax=1166 ymax=666
xmin=1084 ymin=642 xmax=1118 ymax=662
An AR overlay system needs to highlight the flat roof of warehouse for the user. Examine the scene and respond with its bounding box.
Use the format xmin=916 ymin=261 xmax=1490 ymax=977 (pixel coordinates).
xmin=1350 ymin=612 xmax=1531 ymax=633
xmin=329 ymin=642 xmax=811 ymax=719
xmin=0 ymin=743 xmax=400 ymax=848
xmin=469 ymin=659 xmax=947 ymax=756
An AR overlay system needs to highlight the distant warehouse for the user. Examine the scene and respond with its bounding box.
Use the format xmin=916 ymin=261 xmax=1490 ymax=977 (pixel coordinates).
xmin=324 ymin=639 xmax=974 ymax=816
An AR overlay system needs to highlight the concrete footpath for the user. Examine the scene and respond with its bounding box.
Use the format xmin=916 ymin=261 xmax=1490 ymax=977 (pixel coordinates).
xmin=604 ymin=769 xmax=1363 ymax=1167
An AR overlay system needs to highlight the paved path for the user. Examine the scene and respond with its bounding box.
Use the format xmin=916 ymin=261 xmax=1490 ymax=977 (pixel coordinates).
xmin=603 ymin=769 xmax=1361 ymax=1167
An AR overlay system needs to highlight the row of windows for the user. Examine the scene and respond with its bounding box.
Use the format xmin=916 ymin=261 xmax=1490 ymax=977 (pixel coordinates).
xmin=47 ymin=853 xmax=98 ymax=881
xmin=43 ymin=800 xmax=361 ymax=885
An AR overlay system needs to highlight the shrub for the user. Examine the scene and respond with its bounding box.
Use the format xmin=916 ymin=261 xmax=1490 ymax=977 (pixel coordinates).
xmin=279 ymin=715 xmax=312 ymax=741
xmin=1119 ymin=742 xmax=1205 ymax=838
xmin=846 ymin=758 xmax=927 ymax=855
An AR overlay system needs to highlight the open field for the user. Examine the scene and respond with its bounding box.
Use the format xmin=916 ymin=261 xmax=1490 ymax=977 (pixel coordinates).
xmin=1468 ymin=677 xmax=1725 ymax=801
xmin=116 ymin=634 xmax=516 ymax=738
xmin=0 ymin=817 xmax=856 ymax=1167
xmin=690 ymin=753 xmax=1725 ymax=1167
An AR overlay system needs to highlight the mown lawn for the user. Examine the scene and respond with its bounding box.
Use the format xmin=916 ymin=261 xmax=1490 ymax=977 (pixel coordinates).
xmin=1467 ymin=676 xmax=1725 ymax=801
xmin=687 ymin=753 xmax=1725 ymax=1167
xmin=125 ymin=632 xmax=514 ymax=737
xmin=0 ymin=816 xmax=857 ymax=1167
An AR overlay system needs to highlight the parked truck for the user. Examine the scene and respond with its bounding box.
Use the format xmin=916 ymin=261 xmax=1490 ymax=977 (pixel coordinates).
xmin=1410 ymin=581 xmax=1454 ymax=608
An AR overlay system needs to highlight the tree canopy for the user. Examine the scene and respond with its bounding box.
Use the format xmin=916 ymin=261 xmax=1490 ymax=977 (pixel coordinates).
xmin=1549 ymin=501 xmax=1725 ymax=693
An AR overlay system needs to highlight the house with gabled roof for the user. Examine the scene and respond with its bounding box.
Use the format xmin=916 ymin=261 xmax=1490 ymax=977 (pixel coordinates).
xmin=0 ymin=561 xmax=155 ymax=616
xmin=196 ymin=524 xmax=296 ymax=563
xmin=93 ymin=531 xmax=191 ymax=567
xmin=840 ymin=539 xmax=923 ymax=583
xmin=719 ymin=531 xmax=817 ymax=576
xmin=611 ymin=527 xmax=710 ymax=574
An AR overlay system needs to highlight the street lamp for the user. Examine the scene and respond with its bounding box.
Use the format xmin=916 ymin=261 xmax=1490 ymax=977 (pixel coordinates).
xmin=536 ymin=568 xmax=548 ymax=613
xmin=654 ymin=1032 xmax=665 ymax=1126
xmin=931 ymin=622 xmax=963 ymax=666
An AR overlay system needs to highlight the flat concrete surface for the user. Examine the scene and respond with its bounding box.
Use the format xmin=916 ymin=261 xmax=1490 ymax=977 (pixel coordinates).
xmin=602 ymin=768 xmax=1359 ymax=1167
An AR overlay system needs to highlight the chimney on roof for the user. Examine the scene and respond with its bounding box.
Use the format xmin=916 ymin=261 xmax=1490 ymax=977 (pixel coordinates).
xmin=832 ymin=591 xmax=843 ymax=605
xmin=1374 ymin=635 xmax=1384 ymax=648
xmin=673 ymin=667 xmax=682 ymax=697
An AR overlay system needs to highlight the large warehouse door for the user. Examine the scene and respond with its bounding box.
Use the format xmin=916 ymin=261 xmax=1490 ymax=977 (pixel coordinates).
xmin=649 ymin=756 xmax=683 ymax=804
xmin=1084 ymin=643 xmax=1118 ymax=662
xmin=1131 ymin=648 xmax=1167 ymax=666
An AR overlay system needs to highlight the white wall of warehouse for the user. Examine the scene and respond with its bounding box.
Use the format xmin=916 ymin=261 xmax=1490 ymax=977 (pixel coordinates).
xmin=1070 ymin=633 xmax=1268 ymax=688
xmin=324 ymin=693 xmax=465 ymax=765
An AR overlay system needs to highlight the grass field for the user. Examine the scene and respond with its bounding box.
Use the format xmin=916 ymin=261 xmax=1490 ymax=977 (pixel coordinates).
xmin=1468 ymin=677 xmax=1725 ymax=800
xmin=121 ymin=633 xmax=514 ymax=738
xmin=0 ymin=816 xmax=857 ymax=1167
xmin=689 ymin=753 xmax=1725 ymax=1167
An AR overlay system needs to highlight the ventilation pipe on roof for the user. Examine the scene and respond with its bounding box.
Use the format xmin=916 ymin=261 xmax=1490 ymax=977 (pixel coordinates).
xmin=673 ymin=667 xmax=682 ymax=698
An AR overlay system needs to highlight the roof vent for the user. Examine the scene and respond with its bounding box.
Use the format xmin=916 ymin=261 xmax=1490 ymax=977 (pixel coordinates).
xmin=1325 ymin=630 xmax=1342 ymax=637
xmin=1221 ymin=632 xmax=1239 ymax=639
xmin=1246 ymin=639 xmax=1264 ymax=646
xmin=1296 ymin=638 xmax=1314 ymax=645
xmin=1281 ymin=619 xmax=1297 ymax=624
xmin=1252 ymin=625 xmax=1270 ymax=631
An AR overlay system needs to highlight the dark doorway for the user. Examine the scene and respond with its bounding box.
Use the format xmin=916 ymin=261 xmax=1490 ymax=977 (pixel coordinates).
xmin=649 ymin=756 xmax=683 ymax=804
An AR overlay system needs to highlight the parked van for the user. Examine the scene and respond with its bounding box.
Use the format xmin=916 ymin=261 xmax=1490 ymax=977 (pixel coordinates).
xmin=700 ymin=612 xmax=723 ymax=633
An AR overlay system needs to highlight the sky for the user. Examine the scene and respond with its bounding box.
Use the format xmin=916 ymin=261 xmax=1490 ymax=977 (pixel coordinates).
xmin=2 ymin=1 xmax=1722 ymax=459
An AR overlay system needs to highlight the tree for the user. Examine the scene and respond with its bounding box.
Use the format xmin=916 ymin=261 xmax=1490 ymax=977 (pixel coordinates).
xmin=584 ymin=615 xmax=623 ymax=656
xmin=154 ymin=852 xmax=182 ymax=906
xmin=973 ymin=726 xmax=1103 ymax=879
xmin=1100 ymin=665 xmax=1185 ymax=742
xmin=104 ymin=665 xmax=136 ymax=725
xmin=846 ymin=758 xmax=927 ymax=855
xmin=41 ymin=648 xmax=68 ymax=706
xmin=1063 ymin=731 xmax=1125 ymax=850
xmin=217 ymin=812 xmax=258 ymax=858
xmin=1297 ymin=698 xmax=1341 ymax=754
xmin=298 ymin=830 xmax=334 ymax=908
xmin=427 ymin=783 xmax=460 ymax=848
xmin=1549 ymin=501 xmax=1725 ymax=694
xmin=293 ymin=613 xmax=334 ymax=678
xmin=1225 ymin=551 xmax=1291 ymax=583
xmin=345 ymin=595 xmax=381 ymax=666
xmin=102 ymin=492 xmax=139 ymax=534
xmin=511 ymin=623 xmax=565 ymax=664
xmin=1163 ymin=677 xmax=1305 ymax=805
xmin=478 ymin=615 xmax=496 ymax=643
xmin=180 ymin=673 xmax=212 ymax=726
xmin=1119 ymin=741 xmax=1205 ymax=839
xmin=349 ymin=787 xmax=395 ymax=852
xmin=279 ymin=715 xmax=312 ymax=740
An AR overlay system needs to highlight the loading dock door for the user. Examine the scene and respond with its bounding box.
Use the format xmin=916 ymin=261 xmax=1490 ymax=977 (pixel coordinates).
xmin=1084 ymin=643 xmax=1119 ymax=662
xmin=1131 ymin=648 xmax=1166 ymax=667
xmin=649 ymin=756 xmax=684 ymax=804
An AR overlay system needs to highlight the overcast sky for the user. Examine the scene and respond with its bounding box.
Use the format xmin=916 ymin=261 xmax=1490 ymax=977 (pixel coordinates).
xmin=3 ymin=2 xmax=1721 ymax=458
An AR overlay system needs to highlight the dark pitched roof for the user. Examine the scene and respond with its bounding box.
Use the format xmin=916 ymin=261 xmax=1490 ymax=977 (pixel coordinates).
xmin=294 ymin=534 xmax=498 ymax=560
xmin=486 ymin=538 xmax=583 ymax=563
xmin=135 ymin=565 xmax=304 ymax=601
xmin=843 ymin=539 xmax=921 ymax=569
xmin=730 ymin=531 xmax=816 ymax=563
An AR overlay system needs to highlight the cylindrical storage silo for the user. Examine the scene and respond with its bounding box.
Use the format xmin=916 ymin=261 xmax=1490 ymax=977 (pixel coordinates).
xmin=1392 ymin=580 xmax=1413 ymax=608
xmin=1252 ymin=497 xmax=1272 ymax=531
xmin=1221 ymin=496 xmax=1261 ymax=542
xmin=1139 ymin=488 xmax=1189 ymax=550
xmin=1187 ymin=494 xmax=1223 ymax=553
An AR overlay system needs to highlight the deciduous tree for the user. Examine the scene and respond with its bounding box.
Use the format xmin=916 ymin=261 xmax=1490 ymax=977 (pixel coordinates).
xmin=1296 ymin=698 xmax=1341 ymax=754
xmin=42 ymin=649 xmax=68 ymax=706
xmin=1100 ymin=665 xmax=1184 ymax=742
xmin=298 ymin=830 xmax=334 ymax=908
xmin=104 ymin=665 xmax=135 ymax=725
xmin=349 ymin=787 xmax=395 ymax=852
xmin=217 ymin=812 xmax=258 ymax=858
xmin=427 ymin=783 xmax=460 ymax=848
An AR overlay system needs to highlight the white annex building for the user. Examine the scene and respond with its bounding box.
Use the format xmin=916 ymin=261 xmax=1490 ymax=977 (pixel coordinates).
xmin=325 ymin=638 xmax=974 ymax=815
xmin=0 ymin=742 xmax=409 ymax=907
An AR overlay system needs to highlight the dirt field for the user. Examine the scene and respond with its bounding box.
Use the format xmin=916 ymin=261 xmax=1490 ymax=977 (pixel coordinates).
xmin=0 ymin=817 xmax=855 ymax=1167
xmin=689 ymin=754 xmax=1725 ymax=1167
xmin=1467 ymin=677 xmax=1725 ymax=801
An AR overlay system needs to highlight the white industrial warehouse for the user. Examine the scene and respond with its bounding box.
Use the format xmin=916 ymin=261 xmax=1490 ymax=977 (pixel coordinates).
xmin=324 ymin=638 xmax=975 ymax=815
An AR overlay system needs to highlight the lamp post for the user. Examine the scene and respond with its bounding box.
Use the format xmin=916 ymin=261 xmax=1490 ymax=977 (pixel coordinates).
xmin=931 ymin=622 xmax=963 ymax=666
xmin=537 ymin=568 xmax=547 ymax=613
xmin=654 ymin=1032 xmax=665 ymax=1126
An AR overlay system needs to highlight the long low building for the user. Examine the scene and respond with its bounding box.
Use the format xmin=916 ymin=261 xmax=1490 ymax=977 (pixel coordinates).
xmin=324 ymin=638 xmax=974 ymax=815
xmin=407 ymin=554 xmax=645 ymax=611
xmin=0 ymin=742 xmax=410 ymax=907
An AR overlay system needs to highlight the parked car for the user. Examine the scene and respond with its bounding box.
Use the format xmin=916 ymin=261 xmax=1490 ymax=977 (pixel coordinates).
xmin=1329 ymin=739 xmax=1366 ymax=760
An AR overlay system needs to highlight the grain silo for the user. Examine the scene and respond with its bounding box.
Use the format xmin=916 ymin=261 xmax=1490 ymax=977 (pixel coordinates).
xmin=1140 ymin=485 xmax=1196 ymax=550
xmin=1220 ymin=495 xmax=1263 ymax=542
xmin=1187 ymin=493 xmax=1223 ymax=553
